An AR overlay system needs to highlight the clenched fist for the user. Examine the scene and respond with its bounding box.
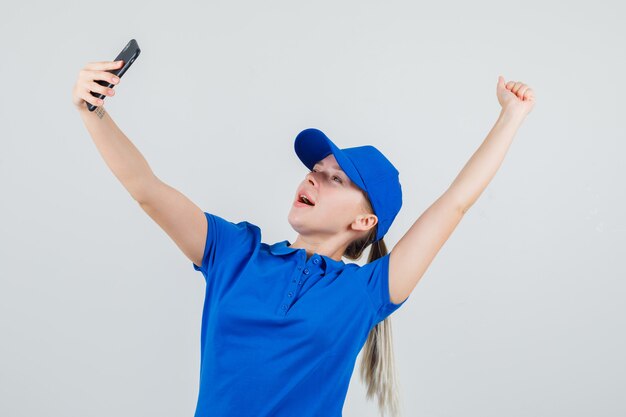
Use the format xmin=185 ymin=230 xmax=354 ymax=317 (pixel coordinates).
xmin=497 ymin=76 xmax=535 ymax=117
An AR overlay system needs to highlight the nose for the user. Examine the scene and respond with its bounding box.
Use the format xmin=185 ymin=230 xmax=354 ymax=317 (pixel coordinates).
xmin=306 ymin=170 xmax=319 ymax=187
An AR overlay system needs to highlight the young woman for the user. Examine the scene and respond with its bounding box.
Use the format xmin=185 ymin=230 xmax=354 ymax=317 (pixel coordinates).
xmin=72 ymin=60 xmax=535 ymax=417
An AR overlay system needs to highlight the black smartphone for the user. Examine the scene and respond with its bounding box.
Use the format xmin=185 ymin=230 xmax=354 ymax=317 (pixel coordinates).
xmin=88 ymin=38 xmax=141 ymax=112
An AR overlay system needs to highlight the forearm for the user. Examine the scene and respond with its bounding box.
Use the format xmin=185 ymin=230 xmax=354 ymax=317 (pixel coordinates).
xmin=77 ymin=105 xmax=155 ymax=201
xmin=448 ymin=108 xmax=526 ymax=213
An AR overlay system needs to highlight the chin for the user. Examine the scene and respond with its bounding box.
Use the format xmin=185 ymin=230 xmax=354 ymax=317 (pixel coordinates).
xmin=287 ymin=210 xmax=302 ymax=228
xmin=287 ymin=211 xmax=312 ymax=235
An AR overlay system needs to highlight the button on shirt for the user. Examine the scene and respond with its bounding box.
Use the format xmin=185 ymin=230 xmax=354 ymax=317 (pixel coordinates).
xmin=191 ymin=211 xmax=409 ymax=417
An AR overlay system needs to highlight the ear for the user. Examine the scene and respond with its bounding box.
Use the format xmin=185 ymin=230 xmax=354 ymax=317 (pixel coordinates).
xmin=351 ymin=213 xmax=378 ymax=232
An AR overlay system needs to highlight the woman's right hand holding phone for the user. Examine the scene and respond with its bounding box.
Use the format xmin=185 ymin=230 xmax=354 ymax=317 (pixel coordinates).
xmin=72 ymin=60 xmax=124 ymax=111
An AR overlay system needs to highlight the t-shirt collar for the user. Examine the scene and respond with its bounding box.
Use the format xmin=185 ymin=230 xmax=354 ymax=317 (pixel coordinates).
xmin=268 ymin=240 xmax=345 ymax=271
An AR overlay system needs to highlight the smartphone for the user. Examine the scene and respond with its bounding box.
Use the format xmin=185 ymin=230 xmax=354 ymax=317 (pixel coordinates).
xmin=88 ymin=39 xmax=141 ymax=112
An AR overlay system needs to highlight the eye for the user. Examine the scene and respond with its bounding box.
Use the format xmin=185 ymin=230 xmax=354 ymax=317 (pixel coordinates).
xmin=311 ymin=169 xmax=342 ymax=184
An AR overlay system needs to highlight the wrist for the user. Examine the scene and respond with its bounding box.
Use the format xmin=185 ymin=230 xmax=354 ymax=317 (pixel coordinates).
xmin=499 ymin=106 xmax=526 ymax=125
xmin=76 ymin=102 xmax=106 ymax=118
xmin=75 ymin=101 xmax=89 ymax=113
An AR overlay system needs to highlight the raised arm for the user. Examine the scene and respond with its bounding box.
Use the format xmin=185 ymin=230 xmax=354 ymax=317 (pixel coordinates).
xmin=387 ymin=76 xmax=536 ymax=304
xmin=73 ymin=60 xmax=154 ymax=200
xmin=73 ymin=60 xmax=208 ymax=267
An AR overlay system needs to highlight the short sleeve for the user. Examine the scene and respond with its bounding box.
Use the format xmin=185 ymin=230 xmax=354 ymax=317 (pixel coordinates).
xmin=192 ymin=211 xmax=259 ymax=276
xmin=355 ymin=253 xmax=410 ymax=325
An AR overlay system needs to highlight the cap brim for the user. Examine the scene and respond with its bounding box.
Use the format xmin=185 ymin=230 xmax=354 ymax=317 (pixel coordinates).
xmin=294 ymin=128 xmax=366 ymax=191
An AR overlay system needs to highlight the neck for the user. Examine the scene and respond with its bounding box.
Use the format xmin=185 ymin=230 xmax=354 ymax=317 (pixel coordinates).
xmin=289 ymin=236 xmax=346 ymax=262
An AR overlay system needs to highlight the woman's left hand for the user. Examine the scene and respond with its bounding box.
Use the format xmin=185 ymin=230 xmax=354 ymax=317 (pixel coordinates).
xmin=497 ymin=75 xmax=535 ymax=118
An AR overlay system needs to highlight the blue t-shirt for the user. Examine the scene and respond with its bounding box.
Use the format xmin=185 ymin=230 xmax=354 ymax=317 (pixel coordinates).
xmin=191 ymin=211 xmax=409 ymax=417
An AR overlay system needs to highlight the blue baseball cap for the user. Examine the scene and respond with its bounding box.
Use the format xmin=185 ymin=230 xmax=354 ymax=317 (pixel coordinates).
xmin=294 ymin=128 xmax=402 ymax=243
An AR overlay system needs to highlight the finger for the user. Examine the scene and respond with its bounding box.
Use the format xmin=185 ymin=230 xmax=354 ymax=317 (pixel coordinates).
xmin=84 ymin=60 xmax=124 ymax=70
xmin=523 ymin=88 xmax=535 ymax=100
xmin=512 ymin=82 xmax=524 ymax=94
xmin=517 ymin=85 xmax=529 ymax=98
xmin=81 ymin=88 xmax=104 ymax=107
xmin=505 ymin=81 xmax=516 ymax=90
xmin=89 ymin=80 xmax=115 ymax=96
xmin=84 ymin=60 xmax=124 ymax=71
xmin=81 ymin=69 xmax=120 ymax=85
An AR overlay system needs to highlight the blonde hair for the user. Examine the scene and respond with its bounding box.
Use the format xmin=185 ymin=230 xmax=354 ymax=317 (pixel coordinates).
xmin=344 ymin=192 xmax=403 ymax=417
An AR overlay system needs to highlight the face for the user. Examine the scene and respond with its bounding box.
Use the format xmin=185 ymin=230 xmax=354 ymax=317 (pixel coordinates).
xmin=288 ymin=153 xmax=377 ymax=242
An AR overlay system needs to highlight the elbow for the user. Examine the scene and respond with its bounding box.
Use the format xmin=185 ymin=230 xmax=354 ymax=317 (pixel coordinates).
xmin=449 ymin=194 xmax=469 ymax=215
xmin=444 ymin=187 xmax=470 ymax=215
xmin=441 ymin=187 xmax=471 ymax=215
xmin=457 ymin=200 xmax=470 ymax=215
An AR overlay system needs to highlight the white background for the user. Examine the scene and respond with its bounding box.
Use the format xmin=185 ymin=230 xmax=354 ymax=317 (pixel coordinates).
xmin=1 ymin=0 xmax=624 ymax=416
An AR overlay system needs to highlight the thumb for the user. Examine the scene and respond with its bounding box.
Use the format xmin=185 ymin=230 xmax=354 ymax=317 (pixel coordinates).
xmin=497 ymin=75 xmax=505 ymax=89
